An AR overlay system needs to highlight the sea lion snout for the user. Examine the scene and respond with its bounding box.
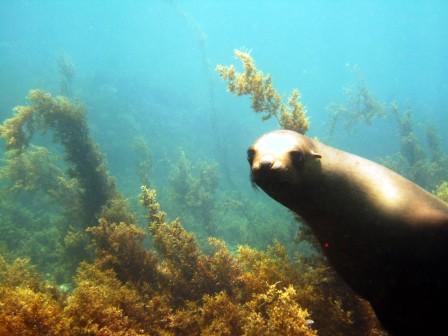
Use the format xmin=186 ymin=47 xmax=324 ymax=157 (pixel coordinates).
xmin=251 ymin=154 xmax=283 ymax=171
xmin=248 ymin=147 xmax=286 ymax=190
xmin=254 ymin=154 xmax=274 ymax=170
xmin=255 ymin=158 xmax=274 ymax=172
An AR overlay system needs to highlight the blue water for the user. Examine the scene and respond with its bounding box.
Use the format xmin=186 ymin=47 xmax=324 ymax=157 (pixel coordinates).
xmin=0 ymin=0 xmax=447 ymax=245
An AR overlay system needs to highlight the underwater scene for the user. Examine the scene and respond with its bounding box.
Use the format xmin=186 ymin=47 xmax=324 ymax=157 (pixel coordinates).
xmin=0 ymin=1 xmax=447 ymax=335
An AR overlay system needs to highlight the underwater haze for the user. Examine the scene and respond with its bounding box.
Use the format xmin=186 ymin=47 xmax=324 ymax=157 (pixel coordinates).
xmin=0 ymin=1 xmax=447 ymax=335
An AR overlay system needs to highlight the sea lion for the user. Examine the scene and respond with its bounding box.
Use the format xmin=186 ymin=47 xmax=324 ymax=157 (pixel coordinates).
xmin=248 ymin=129 xmax=448 ymax=336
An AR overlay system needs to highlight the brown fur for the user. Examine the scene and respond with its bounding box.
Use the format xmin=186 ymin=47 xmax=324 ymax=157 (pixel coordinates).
xmin=249 ymin=130 xmax=448 ymax=336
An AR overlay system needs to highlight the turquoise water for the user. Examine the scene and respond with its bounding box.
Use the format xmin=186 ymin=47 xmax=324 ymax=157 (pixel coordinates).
xmin=1 ymin=0 xmax=447 ymax=265
xmin=0 ymin=2 xmax=447 ymax=334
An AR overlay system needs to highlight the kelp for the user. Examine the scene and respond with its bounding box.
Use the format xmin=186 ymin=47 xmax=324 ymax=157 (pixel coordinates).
xmin=132 ymin=136 xmax=152 ymax=187
xmin=0 ymin=90 xmax=134 ymax=281
xmin=434 ymin=181 xmax=448 ymax=202
xmin=141 ymin=185 xmax=241 ymax=304
xmin=0 ymin=182 xmax=384 ymax=336
xmin=327 ymin=67 xmax=386 ymax=133
xmin=216 ymin=50 xmax=309 ymax=134
xmin=0 ymin=89 xmax=385 ymax=335
xmin=169 ymin=151 xmax=219 ymax=236
xmin=0 ymin=256 xmax=69 ymax=336
xmin=324 ymin=75 xmax=448 ymax=192
xmin=383 ymin=102 xmax=448 ymax=191
xmin=57 ymin=54 xmax=75 ymax=97
xmin=0 ymin=145 xmax=83 ymax=280
xmin=0 ymin=90 xmax=129 ymax=225
xmin=64 ymin=263 xmax=149 ymax=336
xmin=87 ymin=218 xmax=160 ymax=293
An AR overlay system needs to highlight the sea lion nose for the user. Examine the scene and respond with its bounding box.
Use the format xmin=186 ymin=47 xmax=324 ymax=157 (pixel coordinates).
xmin=259 ymin=158 xmax=274 ymax=170
xmin=253 ymin=155 xmax=275 ymax=171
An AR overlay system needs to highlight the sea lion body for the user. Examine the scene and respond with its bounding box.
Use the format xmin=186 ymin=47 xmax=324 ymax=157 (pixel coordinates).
xmin=248 ymin=130 xmax=448 ymax=336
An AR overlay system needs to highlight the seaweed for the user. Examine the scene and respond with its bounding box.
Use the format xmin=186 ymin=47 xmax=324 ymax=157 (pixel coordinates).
xmin=0 ymin=287 xmax=68 ymax=336
xmin=168 ymin=151 xmax=219 ymax=236
xmin=0 ymin=182 xmax=384 ymax=335
xmin=0 ymin=88 xmax=386 ymax=335
xmin=0 ymin=256 xmax=69 ymax=336
xmin=0 ymin=145 xmax=83 ymax=280
xmin=132 ymin=136 xmax=152 ymax=187
xmin=236 ymin=241 xmax=383 ymax=336
xmin=217 ymin=50 xmax=309 ymax=134
xmin=383 ymin=102 xmax=448 ymax=191
xmin=0 ymin=90 xmax=134 ymax=282
xmin=87 ymin=218 xmax=160 ymax=293
xmin=57 ymin=54 xmax=75 ymax=97
xmin=434 ymin=182 xmax=448 ymax=202
xmin=242 ymin=284 xmax=316 ymax=336
xmin=141 ymin=185 xmax=241 ymax=304
xmin=64 ymin=263 xmax=150 ymax=336
xmin=0 ymin=90 xmax=124 ymax=225
xmin=327 ymin=67 xmax=386 ymax=133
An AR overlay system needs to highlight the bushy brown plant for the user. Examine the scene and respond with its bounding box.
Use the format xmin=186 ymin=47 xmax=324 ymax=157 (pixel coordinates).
xmin=1 ymin=187 xmax=385 ymax=336
xmin=0 ymin=256 xmax=42 ymax=290
xmin=0 ymin=286 xmax=68 ymax=336
xmin=87 ymin=218 xmax=159 ymax=292
xmin=242 ymin=284 xmax=316 ymax=336
xmin=139 ymin=186 xmax=383 ymax=335
xmin=217 ymin=50 xmax=309 ymax=134
xmin=141 ymin=186 xmax=241 ymax=304
xmin=236 ymin=241 xmax=383 ymax=336
xmin=64 ymin=263 xmax=149 ymax=336
xmin=0 ymin=255 xmax=69 ymax=336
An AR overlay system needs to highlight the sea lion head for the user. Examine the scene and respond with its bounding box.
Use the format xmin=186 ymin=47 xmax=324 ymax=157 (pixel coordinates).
xmin=248 ymin=130 xmax=322 ymax=208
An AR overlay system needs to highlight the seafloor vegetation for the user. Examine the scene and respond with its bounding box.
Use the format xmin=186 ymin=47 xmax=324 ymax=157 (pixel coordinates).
xmin=0 ymin=51 xmax=445 ymax=335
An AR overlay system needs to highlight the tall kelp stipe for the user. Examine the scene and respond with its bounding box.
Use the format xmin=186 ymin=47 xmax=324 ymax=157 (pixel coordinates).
xmin=386 ymin=102 xmax=448 ymax=190
xmin=168 ymin=151 xmax=219 ymax=238
xmin=0 ymin=90 xmax=123 ymax=225
xmin=0 ymin=90 xmax=133 ymax=281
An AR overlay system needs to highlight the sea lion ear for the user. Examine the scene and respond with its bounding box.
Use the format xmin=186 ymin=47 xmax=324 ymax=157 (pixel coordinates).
xmin=311 ymin=151 xmax=322 ymax=159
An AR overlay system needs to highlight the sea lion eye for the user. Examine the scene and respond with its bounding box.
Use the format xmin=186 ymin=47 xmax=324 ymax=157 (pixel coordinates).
xmin=247 ymin=148 xmax=256 ymax=165
xmin=290 ymin=150 xmax=304 ymax=167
